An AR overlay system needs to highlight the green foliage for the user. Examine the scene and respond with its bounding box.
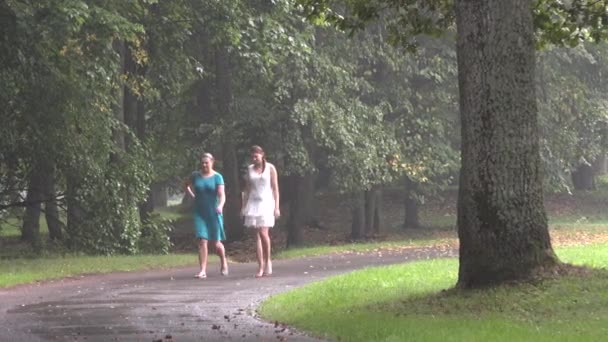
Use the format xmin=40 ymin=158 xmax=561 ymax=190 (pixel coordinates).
xmin=64 ymin=139 xmax=152 ymax=254
xmin=138 ymin=213 xmax=174 ymax=254
xmin=534 ymin=0 xmax=608 ymax=48
xmin=538 ymin=42 xmax=608 ymax=191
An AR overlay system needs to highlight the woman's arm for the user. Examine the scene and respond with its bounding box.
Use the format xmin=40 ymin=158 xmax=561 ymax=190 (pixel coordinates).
xmin=216 ymin=184 xmax=225 ymax=213
xmin=270 ymin=164 xmax=280 ymax=217
xmin=185 ymin=176 xmax=195 ymax=198
xmin=241 ymin=173 xmax=250 ymax=215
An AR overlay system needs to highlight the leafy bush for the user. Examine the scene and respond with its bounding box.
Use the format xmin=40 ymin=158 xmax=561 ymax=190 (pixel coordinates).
xmin=138 ymin=213 xmax=174 ymax=254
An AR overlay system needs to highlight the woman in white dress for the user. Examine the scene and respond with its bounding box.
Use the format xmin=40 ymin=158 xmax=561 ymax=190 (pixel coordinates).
xmin=241 ymin=145 xmax=280 ymax=278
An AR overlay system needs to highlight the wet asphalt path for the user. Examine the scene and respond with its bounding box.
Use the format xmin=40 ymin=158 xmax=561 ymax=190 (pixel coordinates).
xmin=0 ymin=246 xmax=456 ymax=342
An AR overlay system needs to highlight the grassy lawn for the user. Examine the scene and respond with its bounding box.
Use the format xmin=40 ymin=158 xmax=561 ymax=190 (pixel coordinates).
xmin=0 ymin=208 xmax=198 ymax=289
xmin=0 ymin=253 xmax=199 ymax=288
xmin=260 ymin=243 xmax=608 ymax=341
xmin=274 ymin=236 xmax=454 ymax=260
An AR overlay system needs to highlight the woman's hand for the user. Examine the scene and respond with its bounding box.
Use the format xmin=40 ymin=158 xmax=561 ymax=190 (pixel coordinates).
xmin=274 ymin=207 xmax=281 ymax=218
xmin=186 ymin=185 xmax=195 ymax=198
xmin=216 ymin=206 xmax=223 ymax=214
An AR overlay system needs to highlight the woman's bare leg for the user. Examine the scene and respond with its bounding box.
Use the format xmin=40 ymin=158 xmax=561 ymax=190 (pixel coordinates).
xmin=255 ymin=231 xmax=264 ymax=277
xmin=197 ymin=239 xmax=208 ymax=277
xmin=214 ymin=240 xmax=228 ymax=275
xmin=260 ymin=227 xmax=272 ymax=275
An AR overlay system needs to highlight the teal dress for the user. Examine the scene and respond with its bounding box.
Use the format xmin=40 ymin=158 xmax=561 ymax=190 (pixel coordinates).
xmin=191 ymin=171 xmax=226 ymax=241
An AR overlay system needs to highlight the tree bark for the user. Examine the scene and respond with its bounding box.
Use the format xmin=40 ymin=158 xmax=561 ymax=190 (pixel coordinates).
xmin=351 ymin=191 xmax=365 ymax=240
xmin=373 ymin=190 xmax=382 ymax=235
xmin=403 ymin=177 xmax=420 ymax=229
xmin=299 ymin=173 xmax=316 ymax=226
xmin=455 ymin=0 xmax=558 ymax=288
xmin=196 ymin=29 xmax=214 ymax=123
xmin=592 ymin=154 xmax=607 ymax=176
xmin=21 ymin=167 xmax=43 ymax=247
xmin=112 ymin=40 xmax=127 ymax=154
xmin=593 ymin=124 xmax=608 ymax=175
xmin=215 ymin=45 xmax=244 ymax=241
xmin=571 ymin=159 xmax=595 ymax=190
xmin=364 ymin=187 xmax=382 ymax=236
xmin=43 ymin=167 xmax=62 ymax=241
xmin=65 ymin=176 xmax=84 ymax=249
xmin=286 ymin=174 xmax=314 ymax=247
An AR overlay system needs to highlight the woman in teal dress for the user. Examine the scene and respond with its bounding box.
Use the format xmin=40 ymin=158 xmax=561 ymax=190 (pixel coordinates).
xmin=185 ymin=153 xmax=228 ymax=278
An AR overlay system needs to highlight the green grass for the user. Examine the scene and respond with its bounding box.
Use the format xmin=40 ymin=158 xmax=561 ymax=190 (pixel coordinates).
xmin=155 ymin=208 xmax=188 ymax=221
xmin=0 ymin=253 xmax=199 ymax=288
xmin=0 ymin=217 xmax=50 ymax=238
xmin=260 ymin=243 xmax=608 ymax=342
xmin=275 ymin=237 xmax=453 ymax=260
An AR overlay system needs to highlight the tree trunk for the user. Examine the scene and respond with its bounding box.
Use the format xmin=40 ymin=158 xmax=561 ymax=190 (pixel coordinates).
xmin=196 ymin=29 xmax=214 ymax=123
xmin=112 ymin=40 xmax=127 ymax=154
xmin=571 ymin=159 xmax=595 ymax=191
xmin=122 ymin=46 xmax=138 ymax=151
xmin=43 ymin=167 xmax=62 ymax=241
xmin=286 ymin=174 xmax=314 ymax=247
xmin=351 ymin=191 xmax=365 ymax=240
xmin=21 ymin=167 xmax=43 ymax=247
xmin=215 ymin=45 xmax=244 ymax=241
xmin=403 ymin=177 xmax=420 ymax=229
xmin=65 ymin=177 xmax=84 ymax=249
xmin=455 ymin=0 xmax=558 ymax=288
xmin=592 ymin=154 xmax=607 ymax=176
xmin=593 ymin=124 xmax=608 ymax=175
xmin=151 ymin=182 xmax=168 ymax=208
xmin=364 ymin=187 xmax=382 ymax=236
xmin=373 ymin=190 xmax=382 ymax=235
xmin=299 ymin=173 xmax=316 ymax=226
xmin=135 ymin=87 xmax=155 ymax=221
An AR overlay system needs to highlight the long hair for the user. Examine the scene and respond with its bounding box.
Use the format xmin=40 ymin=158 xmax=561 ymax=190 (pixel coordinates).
xmin=250 ymin=145 xmax=266 ymax=172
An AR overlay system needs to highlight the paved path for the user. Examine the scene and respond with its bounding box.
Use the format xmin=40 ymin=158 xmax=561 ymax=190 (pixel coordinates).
xmin=0 ymin=246 xmax=456 ymax=342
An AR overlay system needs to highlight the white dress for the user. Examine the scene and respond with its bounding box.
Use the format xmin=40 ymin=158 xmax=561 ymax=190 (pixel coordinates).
xmin=242 ymin=163 xmax=276 ymax=228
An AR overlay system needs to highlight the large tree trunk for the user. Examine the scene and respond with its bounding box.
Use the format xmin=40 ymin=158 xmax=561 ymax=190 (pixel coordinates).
xmin=215 ymin=45 xmax=244 ymax=241
xmin=454 ymin=0 xmax=558 ymax=288
xmin=221 ymin=142 xmax=244 ymax=241
xmin=403 ymin=177 xmax=420 ymax=229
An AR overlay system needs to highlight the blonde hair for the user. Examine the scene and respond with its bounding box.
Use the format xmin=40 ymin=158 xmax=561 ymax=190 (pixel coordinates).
xmin=201 ymin=152 xmax=214 ymax=161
